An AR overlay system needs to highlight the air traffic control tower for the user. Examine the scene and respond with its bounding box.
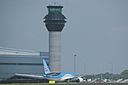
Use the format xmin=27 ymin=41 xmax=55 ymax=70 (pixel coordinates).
xmin=44 ymin=5 xmax=66 ymax=72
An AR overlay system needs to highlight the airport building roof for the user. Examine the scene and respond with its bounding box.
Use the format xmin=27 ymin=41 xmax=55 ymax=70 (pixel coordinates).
xmin=0 ymin=47 xmax=48 ymax=56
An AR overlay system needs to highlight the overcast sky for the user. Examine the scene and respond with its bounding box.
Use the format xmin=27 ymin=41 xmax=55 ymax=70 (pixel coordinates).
xmin=0 ymin=0 xmax=128 ymax=74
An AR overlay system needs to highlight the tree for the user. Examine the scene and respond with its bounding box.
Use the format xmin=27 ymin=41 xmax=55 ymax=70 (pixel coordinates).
xmin=120 ymin=70 xmax=128 ymax=79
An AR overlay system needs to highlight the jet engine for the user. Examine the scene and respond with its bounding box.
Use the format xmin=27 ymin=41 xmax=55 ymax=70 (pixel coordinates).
xmin=76 ymin=77 xmax=84 ymax=83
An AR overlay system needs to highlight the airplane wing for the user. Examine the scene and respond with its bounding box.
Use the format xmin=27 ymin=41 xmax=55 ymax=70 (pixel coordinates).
xmin=65 ymin=74 xmax=85 ymax=82
xmin=15 ymin=73 xmax=45 ymax=79
xmin=1 ymin=73 xmax=49 ymax=83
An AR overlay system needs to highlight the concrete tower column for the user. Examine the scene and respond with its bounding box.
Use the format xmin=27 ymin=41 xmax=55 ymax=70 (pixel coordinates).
xmin=49 ymin=32 xmax=61 ymax=71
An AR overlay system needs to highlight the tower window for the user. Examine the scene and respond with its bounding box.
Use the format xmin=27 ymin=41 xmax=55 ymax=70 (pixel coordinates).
xmin=48 ymin=8 xmax=61 ymax=13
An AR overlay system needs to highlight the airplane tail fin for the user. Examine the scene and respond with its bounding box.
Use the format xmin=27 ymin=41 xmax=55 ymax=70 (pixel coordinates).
xmin=43 ymin=59 xmax=51 ymax=74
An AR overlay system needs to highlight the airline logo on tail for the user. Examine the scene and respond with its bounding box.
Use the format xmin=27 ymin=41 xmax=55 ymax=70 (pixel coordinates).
xmin=43 ymin=59 xmax=51 ymax=74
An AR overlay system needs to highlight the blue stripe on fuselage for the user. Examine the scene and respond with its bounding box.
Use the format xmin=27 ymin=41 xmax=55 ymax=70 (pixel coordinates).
xmin=45 ymin=72 xmax=79 ymax=79
xmin=46 ymin=73 xmax=64 ymax=79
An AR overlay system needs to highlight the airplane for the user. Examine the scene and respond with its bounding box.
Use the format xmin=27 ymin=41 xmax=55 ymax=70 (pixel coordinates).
xmin=15 ymin=59 xmax=84 ymax=82
xmin=115 ymin=79 xmax=123 ymax=83
xmin=121 ymin=79 xmax=128 ymax=83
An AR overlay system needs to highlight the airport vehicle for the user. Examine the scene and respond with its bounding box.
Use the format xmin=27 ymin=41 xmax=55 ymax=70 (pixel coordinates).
xmin=15 ymin=59 xmax=84 ymax=82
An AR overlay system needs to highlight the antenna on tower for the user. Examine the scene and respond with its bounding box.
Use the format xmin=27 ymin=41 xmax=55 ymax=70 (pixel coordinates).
xmin=49 ymin=2 xmax=61 ymax=6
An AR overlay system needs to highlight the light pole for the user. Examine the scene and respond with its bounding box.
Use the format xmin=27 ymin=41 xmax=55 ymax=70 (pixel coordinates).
xmin=74 ymin=54 xmax=76 ymax=72
xmin=84 ymin=63 xmax=86 ymax=74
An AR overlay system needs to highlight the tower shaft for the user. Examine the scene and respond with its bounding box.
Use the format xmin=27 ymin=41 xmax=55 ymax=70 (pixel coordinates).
xmin=49 ymin=32 xmax=61 ymax=72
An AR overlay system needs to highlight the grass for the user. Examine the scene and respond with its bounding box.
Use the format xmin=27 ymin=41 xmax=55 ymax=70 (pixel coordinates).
xmin=0 ymin=83 xmax=128 ymax=85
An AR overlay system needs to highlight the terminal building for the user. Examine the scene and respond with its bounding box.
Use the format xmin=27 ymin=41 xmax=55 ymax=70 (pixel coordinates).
xmin=0 ymin=47 xmax=49 ymax=81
